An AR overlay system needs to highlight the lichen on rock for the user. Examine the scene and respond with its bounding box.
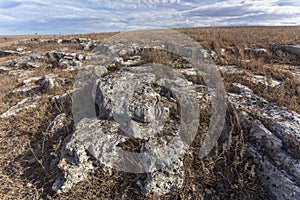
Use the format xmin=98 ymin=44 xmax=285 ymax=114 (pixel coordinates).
xmin=53 ymin=50 xmax=211 ymax=195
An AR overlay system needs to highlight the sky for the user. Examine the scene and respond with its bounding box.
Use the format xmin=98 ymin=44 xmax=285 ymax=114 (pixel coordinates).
xmin=0 ymin=0 xmax=299 ymax=35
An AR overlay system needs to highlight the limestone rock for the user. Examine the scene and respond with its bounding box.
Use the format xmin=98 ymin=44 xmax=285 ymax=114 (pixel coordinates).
xmin=0 ymin=66 xmax=11 ymax=73
xmin=114 ymin=55 xmax=142 ymax=66
xmin=228 ymin=83 xmax=300 ymax=155
xmin=16 ymin=46 xmax=28 ymax=52
xmin=280 ymin=65 xmax=300 ymax=81
xmin=57 ymin=39 xmax=72 ymax=44
xmin=250 ymin=74 xmax=281 ymax=88
xmin=54 ymin=52 xmax=84 ymax=70
xmin=13 ymin=74 xmax=56 ymax=95
xmin=12 ymin=54 xmax=42 ymax=68
xmin=52 ymin=137 xmax=94 ymax=193
xmin=269 ymin=43 xmax=300 ymax=65
xmin=281 ymin=45 xmax=300 ymax=55
xmin=8 ymin=69 xmax=33 ymax=78
xmin=218 ymin=65 xmax=281 ymax=88
xmin=83 ymin=41 xmax=97 ymax=51
xmin=244 ymin=47 xmax=268 ymax=57
xmin=51 ymin=91 xmax=73 ymax=105
xmin=45 ymin=51 xmax=65 ymax=61
xmin=55 ymin=60 xmax=208 ymax=195
xmin=50 ymin=90 xmax=74 ymax=114
xmin=0 ymin=50 xmax=19 ymax=58
xmin=0 ymin=96 xmax=41 ymax=118
xmin=49 ymin=113 xmax=67 ymax=132
xmin=228 ymin=84 xmax=300 ymax=199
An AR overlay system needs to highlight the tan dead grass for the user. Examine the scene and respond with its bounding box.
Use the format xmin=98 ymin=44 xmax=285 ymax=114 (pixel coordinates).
xmin=0 ymin=26 xmax=299 ymax=199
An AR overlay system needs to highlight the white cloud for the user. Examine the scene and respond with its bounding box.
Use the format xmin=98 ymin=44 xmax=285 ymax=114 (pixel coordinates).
xmin=0 ymin=0 xmax=299 ymax=34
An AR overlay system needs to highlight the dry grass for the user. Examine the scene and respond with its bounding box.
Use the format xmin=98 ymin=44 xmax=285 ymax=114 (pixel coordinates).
xmin=0 ymin=26 xmax=299 ymax=199
xmin=175 ymin=26 xmax=300 ymax=113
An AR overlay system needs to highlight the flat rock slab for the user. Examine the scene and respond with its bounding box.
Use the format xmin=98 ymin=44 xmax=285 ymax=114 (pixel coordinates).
xmin=13 ymin=74 xmax=56 ymax=95
xmin=282 ymin=45 xmax=300 ymax=55
xmin=0 ymin=96 xmax=41 ymax=118
xmin=0 ymin=50 xmax=19 ymax=58
xmin=0 ymin=66 xmax=12 ymax=72
xmin=228 ymin=83 xmax=300 ymax=199
xmin=218 ymin=65 xmax=282 ymax=88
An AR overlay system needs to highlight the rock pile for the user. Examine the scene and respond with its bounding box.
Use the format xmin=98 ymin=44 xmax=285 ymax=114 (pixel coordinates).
xmin=0 ymin=48 xmax=86 ymax=119
xmin=53 ymin=41 xmax=210 ymax=194
xmin=45 ymin=51 xmax=85 ymax=70
xmin=1 ymin=51 xmax=86 ymax=77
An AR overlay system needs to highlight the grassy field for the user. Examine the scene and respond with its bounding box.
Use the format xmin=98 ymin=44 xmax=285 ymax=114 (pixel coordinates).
xmin=0 ymin=26 xmax=299 ymax=199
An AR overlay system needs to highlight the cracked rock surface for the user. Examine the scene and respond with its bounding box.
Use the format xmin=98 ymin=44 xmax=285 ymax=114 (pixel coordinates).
xmin=53 ymin=42 xmax=211 ymax=195
xmin=228 ymin=83 xmax=300 ymax=199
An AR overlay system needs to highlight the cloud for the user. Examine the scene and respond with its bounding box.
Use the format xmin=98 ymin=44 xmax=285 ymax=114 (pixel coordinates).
xmin=0 ymin=0 xmax=299 ymax=35
xmin=0 ymin=0 xmax=20 ymax=9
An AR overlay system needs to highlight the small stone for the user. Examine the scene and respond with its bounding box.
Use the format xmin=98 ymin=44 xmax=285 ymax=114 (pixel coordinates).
xmin=77 ymin=54 xmax=85 ymax=61
xmin=204 ymin=188 xmax=212 ymax=195
xmin=49 ymin=113 xmax=67 ymax=132
xmin=27 ymin=182 xmax=33 ymax=187
xmin=12 ymin=54 xmax=42 ymax=67
xmin=16 ymin=47 xmax=28 ymax=52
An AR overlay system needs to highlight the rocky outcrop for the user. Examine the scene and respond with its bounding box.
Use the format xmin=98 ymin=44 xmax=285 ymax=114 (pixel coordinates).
xmin=228 ymin=83 xmax=300 ymax=199
xmin=244 ymin=47 xmax=268 ymax=59
xmin=218 ymin=65 xmax=282 ymax=88
xmin=281 ymin=45 xmax=300 ymax=55
xmin=2 ymin=34 xmax=299 ymax=199
xmin=51 ymin=36 xmax=300 ymax=198
xmin=54 ymin=63 xmax=210 ymax=194
xmin=45 ymin=51 xmax=85 ymax=70
xmin=56 ymin=37 xmax=99 ymax=50
xmin=0 ymin=66 xmax=11 ymax=73
xmin=269 ymin=43 xmax=300 ymax=65
xmin=7 ymin=51 xmax=85 ymax=70
xmin=52 ymin=32 xmax=219 ymax=195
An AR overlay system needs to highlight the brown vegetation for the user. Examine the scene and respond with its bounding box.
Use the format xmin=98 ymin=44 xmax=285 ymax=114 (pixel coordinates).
xmin=0 ymin=26 xmax=299 ymax=199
